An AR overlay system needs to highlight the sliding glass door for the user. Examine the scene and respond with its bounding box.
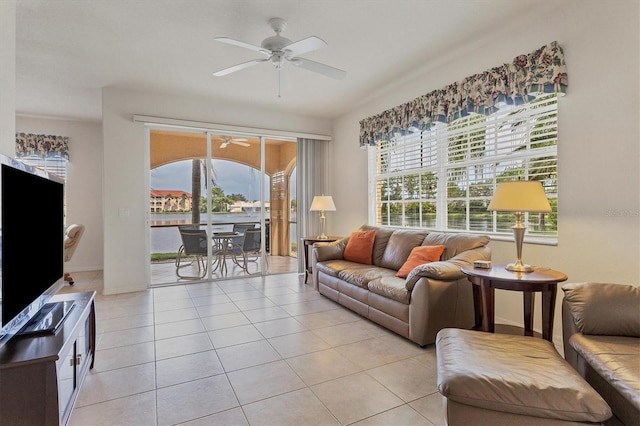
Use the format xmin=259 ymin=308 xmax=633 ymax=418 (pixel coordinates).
xmin=148 ymin=127 xmax=298 ymax=286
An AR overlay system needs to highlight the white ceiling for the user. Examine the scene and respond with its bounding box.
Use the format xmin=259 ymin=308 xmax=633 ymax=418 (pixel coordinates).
xmin=15 ymin=0 xmax=557 ymax=122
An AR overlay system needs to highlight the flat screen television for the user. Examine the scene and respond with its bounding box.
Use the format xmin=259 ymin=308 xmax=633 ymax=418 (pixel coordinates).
xmin=0 ymin=154 xmax=66 ymax=345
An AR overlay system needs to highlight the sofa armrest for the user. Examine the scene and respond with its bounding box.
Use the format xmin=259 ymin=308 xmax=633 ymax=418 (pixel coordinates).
xmin=405 ymin=246 xmax=491 ymax=290
xmin=407 ymin=261 xmax=463 ymax=283
xmin=312 ymin=238 xmax=347 ymax=263
xmin=562 ymin=299 xmax=582 ymax=368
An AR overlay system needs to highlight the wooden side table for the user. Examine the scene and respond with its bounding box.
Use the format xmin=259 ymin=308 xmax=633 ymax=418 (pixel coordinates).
xmin=460 ymin=264 xmax=567 ymax=342
xmin=301 ymin=236 xmax=339 ymax=283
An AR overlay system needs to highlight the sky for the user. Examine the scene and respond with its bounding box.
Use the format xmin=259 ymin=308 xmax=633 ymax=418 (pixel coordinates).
xmin=151 ymin=159 xmax=297 ymax=201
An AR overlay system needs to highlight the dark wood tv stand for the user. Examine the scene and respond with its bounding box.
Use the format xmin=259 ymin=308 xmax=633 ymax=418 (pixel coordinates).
xmin=0 ymin=291 xmax=96 ymax=425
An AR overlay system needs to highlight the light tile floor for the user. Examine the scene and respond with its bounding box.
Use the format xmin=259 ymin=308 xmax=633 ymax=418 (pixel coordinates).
xmin=61 ymin=271 xmax=445 ymax=426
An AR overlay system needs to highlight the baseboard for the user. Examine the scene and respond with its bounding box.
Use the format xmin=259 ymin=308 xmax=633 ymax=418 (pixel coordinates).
xmin=64 ymin=266 xmax=103 ymax=273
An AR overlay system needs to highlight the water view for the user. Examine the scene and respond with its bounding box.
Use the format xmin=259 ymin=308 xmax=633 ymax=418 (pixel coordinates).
xmin=150 ymin=212 xmax=298 ymax=254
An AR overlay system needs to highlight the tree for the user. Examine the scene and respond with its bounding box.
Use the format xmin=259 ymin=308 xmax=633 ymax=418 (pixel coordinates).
xmin=164 ymin=193 xmax=174 ymax=212
xmin=191 ymin=159 xmax=201 ymax=224
xmin=180 ymin=193 xmax=188 ymax=211
xmin=228 ymin=193 xmax=247 ymax=202
xmin=210 ymin=186 xmax=230 ymax=212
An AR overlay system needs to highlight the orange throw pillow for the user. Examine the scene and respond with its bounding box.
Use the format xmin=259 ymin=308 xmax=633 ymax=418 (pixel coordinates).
xmin=344 ymin=230 xmax=377 ymax=264
xmin=396 ymin=245 xmax=445 ymax=278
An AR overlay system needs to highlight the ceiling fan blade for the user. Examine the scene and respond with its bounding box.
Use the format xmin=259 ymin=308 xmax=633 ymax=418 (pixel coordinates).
xmin=220 ymin=142 xmax=229 ymax=148
xmin=232 ymin=141 xmax=251 ymax=147
xmin=284 ymin=36 xmax=327 ymax=57
xmin=213 ymin=58 xmax=268 ymax=77
xmin=214 ymin=37 xmax=270 ymax=55
xmin=290 ymin=57 xmax=346 ymax=80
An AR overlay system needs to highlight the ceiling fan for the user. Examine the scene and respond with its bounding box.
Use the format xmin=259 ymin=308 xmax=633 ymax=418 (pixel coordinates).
xmin=219 ymin=136 xmax=250 ymax=149
xmin=212 ymin=17 xmax=347 ymax=84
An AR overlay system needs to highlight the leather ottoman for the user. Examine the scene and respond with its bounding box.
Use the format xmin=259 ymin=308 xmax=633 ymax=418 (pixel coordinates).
xmin=436 ymin=328 xmax=612 ymax=425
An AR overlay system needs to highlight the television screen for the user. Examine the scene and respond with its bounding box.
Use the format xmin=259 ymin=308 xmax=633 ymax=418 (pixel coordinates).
xmin=0 ymin=155 xmax=65 ymax=343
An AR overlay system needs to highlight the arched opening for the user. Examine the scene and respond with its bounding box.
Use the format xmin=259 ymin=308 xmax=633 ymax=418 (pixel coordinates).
xmin=148 ymin=129 xmax=299 ymax=285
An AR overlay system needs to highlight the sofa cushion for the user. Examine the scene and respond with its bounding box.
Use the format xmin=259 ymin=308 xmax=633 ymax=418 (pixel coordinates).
xmin=344 ymin=230 xmax=376 ymax=264
xmin=437 ymin=328 xmax=612 ymax=423
xmin=359 ymin=225 xmax=395 ymax=266
xmin=368 ymin=276 xmax=411 ymax=304
xmin=338 ymin=265 xmax=397 ymax=289
xmin=315 ymin=259 xmax=357 ymax=278
xmin=379 ymin=229 xmax=429 ymax=270
xmin=569 ymin=334 xmax=640 ymax=412
xmin=396 ymin=245 xmax=445 ymax=278
xmin=562 ymin=283 xmax=640 ymax=337
xmin=423 ymin=232 xmax=490 ymax=260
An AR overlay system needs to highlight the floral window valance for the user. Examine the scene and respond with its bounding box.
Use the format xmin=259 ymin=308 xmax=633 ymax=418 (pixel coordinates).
xmin=16 ymin=132 xmax=70 ymax=160
xmin=359 ymin=41 xmax=568 ymax=147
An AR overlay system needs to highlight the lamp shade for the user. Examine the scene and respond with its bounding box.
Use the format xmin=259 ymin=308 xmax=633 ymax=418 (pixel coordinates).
xmin=487 ymin=181 xmax=551 ymax=213
xmin=310 ymin=195 xmax=336 ymax=212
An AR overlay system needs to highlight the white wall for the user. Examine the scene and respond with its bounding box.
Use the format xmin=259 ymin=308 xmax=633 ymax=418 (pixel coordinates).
xmin=0 ymin=1 xmax=16 ymax=157
xmin=330 ymin=0 xmax=639 ymax=347
xmin=102 ymin=87 xmax=332 ymax=295
xmin=15 ymin=116 xmax=103 ymax=273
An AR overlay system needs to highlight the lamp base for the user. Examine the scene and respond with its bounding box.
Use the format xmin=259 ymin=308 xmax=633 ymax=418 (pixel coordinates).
xmin=505 ymin=262 xmax=534 ymax=273
xmin=507 ymin=214 xmax=533 ymax=272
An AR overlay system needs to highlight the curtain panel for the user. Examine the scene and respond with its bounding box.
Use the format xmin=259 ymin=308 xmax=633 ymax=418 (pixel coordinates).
xmin=296 ymin=138 xmax=331 ymax=272
xmin=359 ymin=41 xmax=568 ymax=147
xmin=15 ymin=132 xmax=70 ymax=159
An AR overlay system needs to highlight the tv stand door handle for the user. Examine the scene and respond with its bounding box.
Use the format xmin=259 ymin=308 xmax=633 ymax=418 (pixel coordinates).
xmin=69 ymin=355 xmax=81 ymax=366
xmin=70 ymin=354 xmax=82 ymax=366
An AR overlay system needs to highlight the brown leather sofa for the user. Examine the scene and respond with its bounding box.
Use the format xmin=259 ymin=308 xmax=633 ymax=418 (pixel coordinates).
xmin=311 ymin=225 xmax=491 ymax=346
xmin=562 ymin=282 xmax=640 ymax=425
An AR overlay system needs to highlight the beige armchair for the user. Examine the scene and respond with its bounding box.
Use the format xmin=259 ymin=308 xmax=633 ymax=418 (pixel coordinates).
xmin=64 ymin=224 xmax=85 ymax=285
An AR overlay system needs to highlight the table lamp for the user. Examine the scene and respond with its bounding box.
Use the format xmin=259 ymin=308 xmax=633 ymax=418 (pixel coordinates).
xmin=487 ymin=180 xmax=551 ymax=272
xmin=310 ymin=195 xmax=336 ymax=240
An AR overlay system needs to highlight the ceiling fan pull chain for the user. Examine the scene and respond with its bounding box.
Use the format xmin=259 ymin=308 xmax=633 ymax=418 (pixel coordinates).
xmin=278 ymin=68 xmax=281 ymax=98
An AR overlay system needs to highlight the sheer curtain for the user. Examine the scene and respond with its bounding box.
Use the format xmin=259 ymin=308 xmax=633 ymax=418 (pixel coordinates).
xmin=296 ymin=137 xmax=331 ymax=272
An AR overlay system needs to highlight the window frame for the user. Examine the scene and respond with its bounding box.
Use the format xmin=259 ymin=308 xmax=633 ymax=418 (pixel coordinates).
xmin=367 ymin=93 xmax=559 ymax=244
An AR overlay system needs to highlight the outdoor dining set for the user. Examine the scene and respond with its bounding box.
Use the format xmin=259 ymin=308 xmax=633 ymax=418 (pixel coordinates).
xmin=175 ymin=223 xmax=265 ymax=279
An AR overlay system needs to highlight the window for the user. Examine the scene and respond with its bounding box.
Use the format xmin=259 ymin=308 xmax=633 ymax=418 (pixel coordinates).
xmin=368 ymin=93 xmax=558 ymax=241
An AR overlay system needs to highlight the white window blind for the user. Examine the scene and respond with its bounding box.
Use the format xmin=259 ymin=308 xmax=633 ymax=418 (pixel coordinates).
xmin=368 ymin=93 xmax=558 ymax=240
xmin=17 ymin=155 xmax=68 ymax=180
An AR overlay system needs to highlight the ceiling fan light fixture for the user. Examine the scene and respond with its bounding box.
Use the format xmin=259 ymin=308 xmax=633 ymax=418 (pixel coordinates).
xmin=271 ymin=53 xmax=284 ymax=69
xmin=212 ymin=17 xmax=346 ymax=83
xmin=219 ymin=136 xmax=250 ymax=148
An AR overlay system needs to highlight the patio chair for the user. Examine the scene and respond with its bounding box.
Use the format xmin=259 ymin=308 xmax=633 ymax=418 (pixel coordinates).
xmin=229 ymin=228 xmax=266 ymax=273
xmin=232 ymin=223 xmax=256 ymax=233
xmin=176 ymin=227 xmax=214 ymax=279
xmin=229 ymin=223 xmax=256 ymax=246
